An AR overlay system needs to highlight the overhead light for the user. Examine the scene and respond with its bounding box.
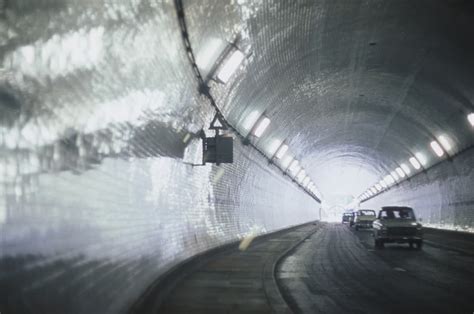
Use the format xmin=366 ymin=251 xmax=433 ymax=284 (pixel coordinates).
xmin=288 ymin=160 xmax=299 ymax=173
xmin=268 ymin=139 xmax=282 ymax=156
xmin=302 ymin=176 xmax=310 ymax=186
xmin=242 ymin=110 xmax=261 ymax=131
xmin=370 ymin=187 xmax=377 ymax=194
xmin=384 ymin=175 xmax=395 ymax=185
xmin=217 ymin=49 xmax=245 ymax=83
xmin=380 ymin=180 xmax=388 ymax=188
xmin=415 ymin=152 xmax=427 ymax=166
xmin=296 ymin=170 xmax=306 ymax=181
xmin=390 ymin=171 xmax=399 ymax=181
xmin=468 ymin=113 xmax=474 ymax=127
xmin=395 ymin=167 xmax=405 ymax=178
xmin=275 ymin=143 xmax=288 ymax=159
xmin=252 ymin=117 xmax=271 ymax=137
xmin=281 ymin=155 xmax=293 ymax=168
xmin=400 ymin=163 xmax=411 ymax=175
xmin=437 ymin=135 xmax=452 ymax=151
xmin=409 ymin=157 xmax=421 ymax=170
xmin=430 ymin=140 xmax=444 ymax=157
xmin=375 ymin=184 xmax=382 ymax=191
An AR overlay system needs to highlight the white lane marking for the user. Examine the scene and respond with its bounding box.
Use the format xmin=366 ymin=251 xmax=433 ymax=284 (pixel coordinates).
xmin=393 ymin=267 xmax=406 ymax=272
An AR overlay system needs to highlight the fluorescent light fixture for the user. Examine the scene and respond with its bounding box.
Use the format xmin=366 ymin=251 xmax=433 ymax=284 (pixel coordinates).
xmin=275 ymin=143 xmax=288 ymax=159
xmin=269 ymin=140 xmax=282 ymax=155
xmin=281 ymin=155 xmax=293 ymax=168
xmin=415 ymin=152 xmax=427 ymax=166
xmin=390 ymin=171 xmax=399 ymax=181
xmin=375 ymin=184 xmax=382 ymax=191
xmin=370 ymin=187 xmax=377 ymax=194
xmin=437 ymin=135 xmax=452 ymax=151
xmin=400 ymin=163 xmax=411 ymax=175
xmin=409 ymin=157 xmax=421 ymax=170
xmin=296 ymin=170 xmax=306 ymax=181
xmin=252 ymin=117 xmax=271 ymax=137
xmin=302 ymin=176 xmax=310 ymax=186
xmin=288 ymin=160 xmax=299 ymax=172
xmin=384 ymin=175 xmax=395 ymax=185
xmin=217 ymin=49 xmax=245 ymax=83
xmin=430 ymin=140 xmax=444 ymax=157
xmin=242 ymin=110 xmax=260 ymax=131
xmin=468 ymin=113 xmax=474 ymax=127
xmin=380 ymin=180 xmax=388 ymax=188
xmin=395 ymin=167 xmax=406 ymax=178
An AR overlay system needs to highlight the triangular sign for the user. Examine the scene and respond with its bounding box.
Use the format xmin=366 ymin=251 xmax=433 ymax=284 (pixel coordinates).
xmin=209 ymin=113 xmax=227 ymax=130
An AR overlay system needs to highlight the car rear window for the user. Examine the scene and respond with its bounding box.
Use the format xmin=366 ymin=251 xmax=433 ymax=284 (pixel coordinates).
xmin=379 ymin=208 xmax=415 ymax=219
xmin=359 ymin=210 xmax=375 ymax=216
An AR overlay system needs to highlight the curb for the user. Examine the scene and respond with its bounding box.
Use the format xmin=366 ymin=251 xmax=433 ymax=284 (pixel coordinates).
xmin=129 ymin=221 xmax=320 ymax=314
xmin=263 ymin=223 xmax=322 ymax=313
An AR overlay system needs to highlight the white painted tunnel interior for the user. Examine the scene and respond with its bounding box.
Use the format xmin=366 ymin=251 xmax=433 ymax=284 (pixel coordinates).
xmin=1 ymin=1 xmax=474 ymax=313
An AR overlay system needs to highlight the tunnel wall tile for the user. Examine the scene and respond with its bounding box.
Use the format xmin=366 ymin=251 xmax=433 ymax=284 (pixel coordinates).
xmin=0 ymin=138 xmax=319 ymax=314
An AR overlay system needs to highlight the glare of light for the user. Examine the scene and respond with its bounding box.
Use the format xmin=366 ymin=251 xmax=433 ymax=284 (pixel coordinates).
xmin=242 ymin=110 xmax=260 ymax=131
xmin=217 ymin=49 xmax=245 ymax=83
xmin=437 ymin=135 xmax=452 ymax=151
xmin=380 ymin=180 xmax=388 ymax=188
xmin=430 ymin=140 xmax=444 ymax=157
xmin=196 ymin=38 xmax=222 ymax=70
xmin=275 ymin=143 xmax=288 ymax=159
xmin=252 ymin=117 xmax=271 ymax=137
xmin=400 ymin=163 xmax=411 ymax=175
xmin=390 ymin=171 xmax=399 ymax=181
xmin=375 ymin=184 xmax=382 ymax=191
xmin=395 ymin=167 xmax=406 ymax=178
xmin=415 ymin=152 xmax=427 ymax=166
xmin=468 ymin=113 xmax=474 ymax=127
xmin=409 ymin=157 xmax=421 ymax=170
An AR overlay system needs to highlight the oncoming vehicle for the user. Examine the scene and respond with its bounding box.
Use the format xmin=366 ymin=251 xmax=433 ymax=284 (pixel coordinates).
xmin=372 ymin=206 xmax=423 ymax=249
xmin=342 ymin=212 xmax=354 ymax=225
xmin=354 ymin=209 xmax=376 ymax=230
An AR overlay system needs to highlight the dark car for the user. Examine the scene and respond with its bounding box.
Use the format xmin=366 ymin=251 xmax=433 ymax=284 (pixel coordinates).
xmin=372 ymin=206 xmax=423 ymax=249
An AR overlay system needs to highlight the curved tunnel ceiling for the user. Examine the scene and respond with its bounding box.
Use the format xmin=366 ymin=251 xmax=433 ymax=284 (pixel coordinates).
xmin=2 ymin=0 xmax=474 ymax=201
xmin=202 ymin=0 xmax=474 ymax=199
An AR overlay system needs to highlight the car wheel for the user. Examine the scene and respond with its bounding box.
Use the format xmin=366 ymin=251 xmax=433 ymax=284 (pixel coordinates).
xmin=415 ymin=240 xmax=423 ymax=250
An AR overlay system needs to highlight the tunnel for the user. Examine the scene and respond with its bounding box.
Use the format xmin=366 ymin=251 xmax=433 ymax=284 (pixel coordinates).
xmin=1 ymin=0 xmax=474 ymax=313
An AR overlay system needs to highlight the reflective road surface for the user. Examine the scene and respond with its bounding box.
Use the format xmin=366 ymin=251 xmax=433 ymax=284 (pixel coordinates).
xmin=277 ymin=224 xmax=474 ymax=314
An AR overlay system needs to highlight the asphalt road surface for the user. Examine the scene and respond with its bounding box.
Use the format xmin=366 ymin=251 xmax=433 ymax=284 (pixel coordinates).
xmin=277 ymin=223 xmax=474 ymax=314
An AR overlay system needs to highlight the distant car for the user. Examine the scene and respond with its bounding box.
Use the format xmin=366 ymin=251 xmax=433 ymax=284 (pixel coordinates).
xmin=354 ymin=209 xmax=376 ymax=230
xmin=342 ymin=212 xmax=354 ymax=225
xmin=372 ymin=206 xmax=423 ymax=249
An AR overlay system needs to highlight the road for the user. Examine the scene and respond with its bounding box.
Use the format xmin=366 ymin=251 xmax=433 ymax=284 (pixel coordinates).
xmin=277 ymin=223 xmax=474 ymax=314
